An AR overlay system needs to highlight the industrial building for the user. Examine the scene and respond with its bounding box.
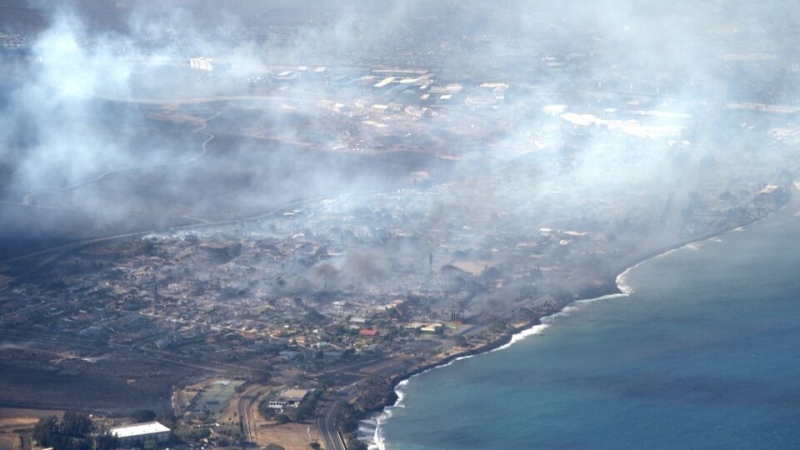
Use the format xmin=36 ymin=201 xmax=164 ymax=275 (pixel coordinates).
xmin=278 ymin=389 xmax=311 ymax=407
xmin=109 ymin=421 xmax=171 ymax=447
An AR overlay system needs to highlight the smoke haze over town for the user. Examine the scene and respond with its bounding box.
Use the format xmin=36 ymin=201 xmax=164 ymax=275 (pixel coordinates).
xmin=1 ymin=1 xmax=799 ymax=448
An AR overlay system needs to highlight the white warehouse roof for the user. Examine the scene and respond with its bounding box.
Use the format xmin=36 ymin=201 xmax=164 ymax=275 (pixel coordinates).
xmin=110 ymin=421 xmax=170 ymax=438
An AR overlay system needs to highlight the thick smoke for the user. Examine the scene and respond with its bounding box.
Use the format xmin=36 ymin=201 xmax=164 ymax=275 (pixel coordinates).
xmin=11 ymin=10 xmax=135 ymax=194
xmin=0 ymin=1 xmax=417 ymax=243
xmin=1 ymin=0 xmax=799 ymax=315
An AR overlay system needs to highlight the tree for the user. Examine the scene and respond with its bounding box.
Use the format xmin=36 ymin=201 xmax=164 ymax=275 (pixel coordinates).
xmin=130 ymin=410 xmax=157 ymax=423
xmin=345 ymin=437 xmax=368 ymax=450
xmin=155 ymin=411 xmax=177 ymax=429
xmin=353 ymin=376 xmax=393 ymax=413
xmin=34 ymin=413 xmax=98 ymax=450
xmin=60 ymin=412 xmax=94 ymax=438
xmin=33 ymin=416 xmax=59 ymax=447
xmin=174 ymin=425 xmax=210 ymax=443
xmin=259 ymin=399 xmax=276 ymax=419
xmin=137 ymin=239 xmax=155 ymax=256
xmin=294 ymin=401 xmax=313 ymax=422
xmin=334 ymin=403 xmax=359 ymax=434
xmin=303 ymin=309 xmax=327 ymax=325
xmin=92 ymin=430 xmax=119 ymax=450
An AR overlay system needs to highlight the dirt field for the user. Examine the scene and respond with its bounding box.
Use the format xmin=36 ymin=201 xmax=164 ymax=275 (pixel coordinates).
xmin=0 ymin=423 xmax=28 ymax=450
xmin=254 ymin=422 xmax=321 ymax=450
xmin=0 ymin=408 xmax=64 ymax=450
xmin=207 ymin=382 xmax=323 ymax=450
xmin=0 ymin=349 xmax=201 ymax=414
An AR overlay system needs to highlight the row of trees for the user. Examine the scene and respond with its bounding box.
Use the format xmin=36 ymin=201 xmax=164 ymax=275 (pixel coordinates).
xmin=334 ymin=376 xmax=395 ymax=450
xmin=334 ymin=403 xmax=367 ymax=450
xmin=33 ymin=409 xmax=180 ymax=450
xmin=33 ymin=412 xmax=117 ymax=450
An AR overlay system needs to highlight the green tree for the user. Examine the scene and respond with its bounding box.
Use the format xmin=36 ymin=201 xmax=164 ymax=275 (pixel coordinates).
xmin=60 ymin=411 xmax=94 ymax=437
xmin=303 ymin=309 xmax=327 ymax=325
xmin=65 ymin=435 xmax=92 ymax=450
xmin=258 ymin=370 xmax=273 ymax=383
xmin=155 ymin=411 xmax=177 ymax=429
xmin=345 ymin=437 xmax=368 ymax=450
xmin=174 ymin=425 xmax=210 ymax=443
xmin=130 ymin=409 xmax=156 ymax=423
xmin=92 ymin=430 xmax=118 ymax=450
xmin=137 ymin=239 xmax=155 ymax=256
xmin=334 ymin=402 xmax=364 ymax=434
xmin=33 ymin=416 xmax=59 ymax=447
xmin=34 ymin=412 xmax=97 ymax=450
xmin=295 ymin=403 xmax=312 ymax=422
xmin=341 ymin=348 xmax=355 ymax=360
xmin=259 ymin=400 xmax=276 ymax=419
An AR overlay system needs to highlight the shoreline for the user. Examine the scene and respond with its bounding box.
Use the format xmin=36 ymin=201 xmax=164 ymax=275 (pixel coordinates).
xmin=367 ymin=193 xmax=798 ymax=449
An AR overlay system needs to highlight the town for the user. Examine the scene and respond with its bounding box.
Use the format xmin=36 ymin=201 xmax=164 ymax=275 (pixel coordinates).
xmin=2 ymin=1 xmax=800 ymax=450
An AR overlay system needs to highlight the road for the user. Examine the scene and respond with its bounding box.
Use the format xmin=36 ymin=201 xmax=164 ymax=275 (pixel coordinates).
xmin=307 ymin=352 xmax=424 ymax=450
xmin=236 ymin=383 xmax=265 ymax=444
xmin=232 ymin=382 xmax=346 ymax=450
xmin=316 ymin=395 xmax=346 ymax=450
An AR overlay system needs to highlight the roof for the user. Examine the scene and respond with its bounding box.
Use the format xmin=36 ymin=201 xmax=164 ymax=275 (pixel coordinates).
xmin=359 ymin=329 xmax=378 ymax=337
xmin=110 ymin=422 xmax=170 ymax=438
xmin=421 ymin=323 xmax=442 ymax=333
xmin=279 ymin=389 xmax=310 ymax=402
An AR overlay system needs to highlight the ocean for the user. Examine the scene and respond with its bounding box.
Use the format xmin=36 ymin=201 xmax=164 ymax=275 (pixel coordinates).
xmin=377 ymin=203 xmax=800 ymax=449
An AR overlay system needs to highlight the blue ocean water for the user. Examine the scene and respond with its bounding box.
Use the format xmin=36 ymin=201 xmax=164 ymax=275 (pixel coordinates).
xmin=379 ymin=206 xmax=800 ymax=449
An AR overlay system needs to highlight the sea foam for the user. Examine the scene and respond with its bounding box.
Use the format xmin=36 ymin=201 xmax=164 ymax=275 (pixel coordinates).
xmin=373 ymin=261 xmax=644 ymax=448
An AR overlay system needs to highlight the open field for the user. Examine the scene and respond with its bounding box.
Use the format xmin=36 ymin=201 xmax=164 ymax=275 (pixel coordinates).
xmin=0 ymin=348 xmax=203 ymax=413
xmin=0 ymin=408 xmax=64 ymax=450
xmin=255 ymin=422 xmax=320 ymax=450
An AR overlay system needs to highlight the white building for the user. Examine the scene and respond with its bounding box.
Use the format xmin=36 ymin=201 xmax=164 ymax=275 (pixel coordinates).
xmin=189 ymin=57 xmax=214 ymax=71
xmin=110 ymin=421 xmax=171 ymax=447
xmin=279 ymin=388 xmax=311 ymax=407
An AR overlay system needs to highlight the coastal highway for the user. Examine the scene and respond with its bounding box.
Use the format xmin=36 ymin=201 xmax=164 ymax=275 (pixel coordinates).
xmin=310 ymin=352 xmax=426 ymax=449
xmin=317 ymin=395 xmax=346 ymax=450
xmin=236 ymin=383 xmax=265 ymax=444
xmin=230 ymin=381 xmax=346 ymax=450
xmin=310 ymin=354 xmax=417 ymax=450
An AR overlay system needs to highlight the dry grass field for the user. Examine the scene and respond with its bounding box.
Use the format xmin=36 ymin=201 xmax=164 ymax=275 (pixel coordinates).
xmin=254 ymin=421 xmax=321 ymax=450
xmin=0 ymin=408 xmax=64 ymax=450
